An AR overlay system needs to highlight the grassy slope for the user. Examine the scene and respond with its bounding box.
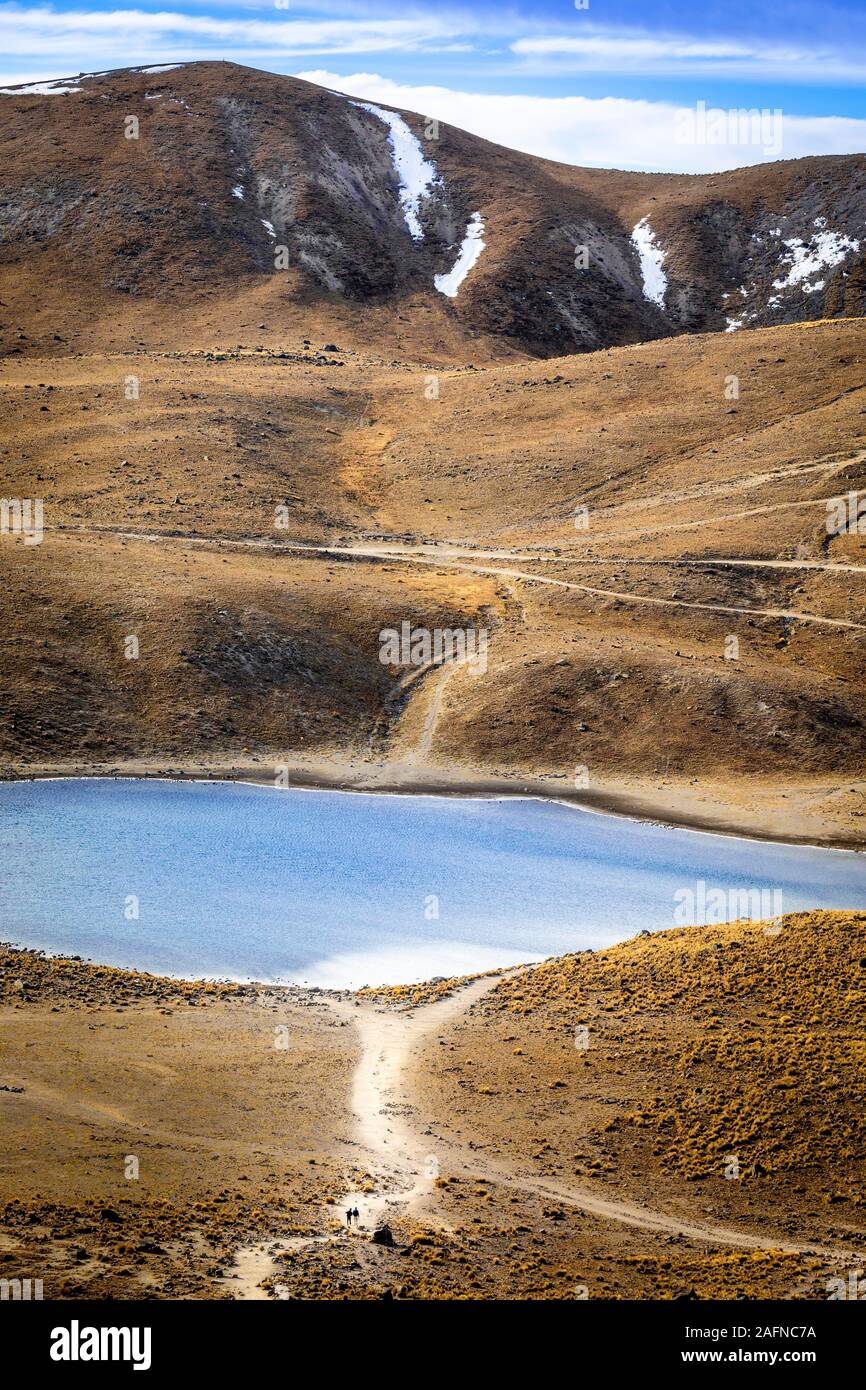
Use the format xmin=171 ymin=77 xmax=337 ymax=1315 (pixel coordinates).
xmin=1 ymin=321 xmax=863 ymax=845
xmin=1 ymin=910 xmax=862 ymax=1299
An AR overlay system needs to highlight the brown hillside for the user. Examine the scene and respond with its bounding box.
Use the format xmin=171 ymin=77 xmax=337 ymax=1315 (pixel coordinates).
xmin=2 ymin=910 xmax=860 ymax=1299
xmin=1 ymin=62 xmax=864 ymax=360
xmin=1 ymin=319 xmax=863 ymax=843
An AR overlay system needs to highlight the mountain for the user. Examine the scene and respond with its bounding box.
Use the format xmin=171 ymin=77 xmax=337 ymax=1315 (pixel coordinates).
xmin=1 ymin=60 xmax=864 ymax=846
xmin=1 ymin=60 xmax=865 ymax=360
xmin=2 ymin=317 xmax=864 ymax=845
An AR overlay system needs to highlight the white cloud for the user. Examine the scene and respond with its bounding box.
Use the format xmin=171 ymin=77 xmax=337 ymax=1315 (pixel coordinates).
xmin=0 ymin=7 xmax=862 ymax=174
xmin=514 ymin=35 xmax=754 ymax=62
xmin=0 ymin=5 xmax=458 ymax=58
xmin=0 ymin=6 xmax=862 ymax=87
xmin=511 ymin=28 xmax=866 ymax=83
xmin=295 ymin=71 xmax=866 ymax=173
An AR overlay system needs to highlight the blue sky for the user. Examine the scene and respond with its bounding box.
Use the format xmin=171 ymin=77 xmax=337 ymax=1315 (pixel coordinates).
xmin=2 ymin=0 xmax=865 ymax=171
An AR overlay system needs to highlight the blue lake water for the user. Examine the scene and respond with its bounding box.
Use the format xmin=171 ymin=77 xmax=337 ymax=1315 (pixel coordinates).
xmin=1 ymin=778 xmax=864 ymax=989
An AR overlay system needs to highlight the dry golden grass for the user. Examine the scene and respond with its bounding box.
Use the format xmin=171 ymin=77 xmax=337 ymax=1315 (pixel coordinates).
xmin=423 ymin=911 xmax=865 ymax=1241
xmin=2 ymin=322 xmax=864 ymax=844
xmin=1 ymin=912 xmax=861 ymax=1299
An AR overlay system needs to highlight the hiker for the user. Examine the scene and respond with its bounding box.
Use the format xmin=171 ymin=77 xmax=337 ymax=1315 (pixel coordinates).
xmin=346 ymin=1208 xmax=352 ymax=1227
xmin=352 ymin=1206 xmax=360 ymax=1225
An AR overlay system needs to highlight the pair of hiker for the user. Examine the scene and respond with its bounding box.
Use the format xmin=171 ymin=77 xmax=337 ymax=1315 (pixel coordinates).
xmin=345 ymin=1206 xmax=360 ymax=1227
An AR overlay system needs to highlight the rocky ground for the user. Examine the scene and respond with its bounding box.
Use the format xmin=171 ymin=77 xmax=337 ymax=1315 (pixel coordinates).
xmin=0 ymin=910 xmax=862 ymax=1300
xmin=1 ymin=63 xmax=864 ymax=360
xmin=2 ymin=319 xmax=864 ymax=844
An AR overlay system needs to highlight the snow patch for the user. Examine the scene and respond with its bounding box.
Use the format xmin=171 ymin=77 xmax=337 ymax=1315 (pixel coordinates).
xmin=631 ymin=217 xmax=668 ymax=309
xmin=232 ymin=185 xmax=245 ymax=201
xmin=0 ymin=65 xmax=184 ymax=94
xmin=772 ymin=230 xmax=859 ymax=291
xmin=261 ymin=219 xmax=276 ymax=238
xmin=353 ymin=101 xmax=437 ymax=241
xmin=0 ymin=79 xmax=84 ymax=94
xmin=434 ymin=212 xmax=485 ymax=297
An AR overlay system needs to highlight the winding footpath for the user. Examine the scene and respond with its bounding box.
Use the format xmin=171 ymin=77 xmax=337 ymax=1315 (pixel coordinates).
xmin=54 ymin=525 xmax=866 ymax=632
xmin=325 ymin=976 xmax=859 ymax=1260
xmin=225 ymin=958 xmax=861 ymax=1297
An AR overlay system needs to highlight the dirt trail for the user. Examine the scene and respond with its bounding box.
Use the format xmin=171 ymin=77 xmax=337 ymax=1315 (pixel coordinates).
xmin=313 ymin=540 xmax=866 ymax=576
xmin=354 ymin=551 xmax=866 ymax=632
xmin=54 ymin=527 xmax=866 ymax=631
xmin=328 ymin=976 xmax=861 ymax=1260
xmin=567 ymin=449 xmax=866 ymax=522
xmin=224 ymin=981 xmax=504 ymax=1296
xmin=329 ymin=975 xmax=503 ymax=1230
xmin=222 ymin=1234 xmax=330 ymax=1300
xmin=414 ymin=658 xmax=465 ymax=761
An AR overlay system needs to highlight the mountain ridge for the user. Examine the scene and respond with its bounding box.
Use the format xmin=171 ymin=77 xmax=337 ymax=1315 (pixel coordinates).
xmin=1 ymin=60 xmax=864 ymax=360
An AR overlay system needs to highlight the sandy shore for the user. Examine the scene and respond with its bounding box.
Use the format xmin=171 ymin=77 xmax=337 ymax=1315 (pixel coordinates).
xmin=3 ymin=753 xmax=865 ymax=850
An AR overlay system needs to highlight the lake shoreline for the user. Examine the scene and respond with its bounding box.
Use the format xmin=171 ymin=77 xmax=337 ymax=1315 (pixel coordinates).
xmin=5 ymin=776 xmax=864 ymax=990
xmin=3 ymin=755 xmax=864 ymax=853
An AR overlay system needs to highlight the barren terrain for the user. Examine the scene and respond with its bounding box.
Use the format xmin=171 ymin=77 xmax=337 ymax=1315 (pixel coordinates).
xmin=2 ymin=64 xmax=865 ymax=359
xmin=2 ymin=318 xmax=864 ymax=844
xmin=1 ymin=910 xmax=862 ymax=1300
xmin=1 ymin=64 xmax=864 ymax=1304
